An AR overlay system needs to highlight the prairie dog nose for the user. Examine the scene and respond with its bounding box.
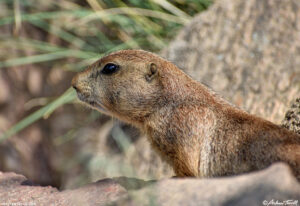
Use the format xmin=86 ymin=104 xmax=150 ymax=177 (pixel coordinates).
xmin=71 ymin=74 xmax=81 ymax=92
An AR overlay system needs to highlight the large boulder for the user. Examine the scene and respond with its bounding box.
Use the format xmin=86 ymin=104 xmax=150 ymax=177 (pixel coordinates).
xmin=163 ymin=0 xmax=300 ymax=124
xmin=116 ymin=163 xmax=300 ymax=206
xmin=0 ymin=163 xmax=299 ymax=206
xmin=0 ymin=171 xmax=128 ymax=205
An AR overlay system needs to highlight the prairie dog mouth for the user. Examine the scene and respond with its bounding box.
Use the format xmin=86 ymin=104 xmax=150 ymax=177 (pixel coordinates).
xmin=85 ymin=99 xmax=109 ymax=114
xmin=74 ymin=90 xmax=107 ymax=113
xmin=87 ymin=100 xmax=97 ymax=107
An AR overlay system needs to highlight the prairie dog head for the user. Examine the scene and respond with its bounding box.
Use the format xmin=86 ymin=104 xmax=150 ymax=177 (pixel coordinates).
xmin=72 ymin=50 xmax=166 ymax=125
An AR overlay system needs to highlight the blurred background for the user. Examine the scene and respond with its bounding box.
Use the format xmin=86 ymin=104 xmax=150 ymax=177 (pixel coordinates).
xmin=0 ymin=0 xmax=212 ymax=189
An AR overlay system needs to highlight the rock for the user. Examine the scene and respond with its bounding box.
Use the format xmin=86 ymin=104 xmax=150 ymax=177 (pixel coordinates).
xmin=282 ymin=98 xmax=300 ymax=134
xmin=163 ymin=0 xmax=300 ymax=124
xmin=114 ymin=163 xmax=300 ymax=206
xmin=0 ymin=172 xmax=147 ymax=206
xmin=0 ymin=163 xmax=299 ymax=206
xmin=0 ymin=172 xmax=59 ymax=205
xmin=57 ymin=178 xmax=128 ymax=206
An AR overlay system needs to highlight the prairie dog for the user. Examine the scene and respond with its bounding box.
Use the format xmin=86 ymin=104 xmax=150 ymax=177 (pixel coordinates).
xmin=72 ymin=50 xmax=300 ymax=179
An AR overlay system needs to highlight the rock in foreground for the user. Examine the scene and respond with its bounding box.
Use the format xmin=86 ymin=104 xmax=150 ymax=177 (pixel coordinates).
xmin=0 ymin=163 xmax=299 ymax=206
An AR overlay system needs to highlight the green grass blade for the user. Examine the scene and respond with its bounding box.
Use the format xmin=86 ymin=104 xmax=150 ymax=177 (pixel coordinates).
xmin=13 ymin=0 xmax=21 ymax=34
xmin=0 ymin=50 xmax=97 ymax=68
xmin=0 ymin=10 xmax=91 ymax=26
xmin=43 ymin=88 xmax=76 ymax=118
xmin=1 ymin=37 xmax=67 ymax=52
xmin=151 ymin=0 xmax=191 ymax=19
xmin=0 ymin=88 xmax=76 ymax=143
xmin=29 ymin=19 xmax=92 ymax=50
xmin=79 ymin=7 xmax=189 ymax=25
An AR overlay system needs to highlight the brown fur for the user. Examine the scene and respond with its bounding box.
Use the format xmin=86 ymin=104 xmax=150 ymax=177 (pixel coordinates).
xmin=72 ymin=50 xmax=300 ymax=179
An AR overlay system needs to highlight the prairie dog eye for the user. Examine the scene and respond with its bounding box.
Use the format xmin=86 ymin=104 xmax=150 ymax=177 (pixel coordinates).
xmin=101 ymin=63 xmax=119 ymax=75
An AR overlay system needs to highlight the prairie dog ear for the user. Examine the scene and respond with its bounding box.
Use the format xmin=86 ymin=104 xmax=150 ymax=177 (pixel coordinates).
xmin=145 ymin=63 xmax=158 ymax=82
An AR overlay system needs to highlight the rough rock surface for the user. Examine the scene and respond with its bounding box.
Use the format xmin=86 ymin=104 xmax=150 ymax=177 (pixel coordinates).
xmin=163 ymin=0 xmax=300 ymax=124
xmin=0 ymin=163 xmax=299 ymax=206
xmin=282 ymin=98 xmax=300 ymax=134
xmin=115 ymin=163 xmax=300 ymax=206
xmin=0 ymin=172 xmax=151 ymax=206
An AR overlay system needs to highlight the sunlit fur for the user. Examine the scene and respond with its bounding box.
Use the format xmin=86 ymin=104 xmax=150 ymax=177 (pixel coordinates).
xmin=72 ymin=50 xmax=300 ymax=179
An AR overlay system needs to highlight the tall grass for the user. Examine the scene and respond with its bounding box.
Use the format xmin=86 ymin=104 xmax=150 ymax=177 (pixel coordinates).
xmin=0 ymin=0 xmax=212 ymax=141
